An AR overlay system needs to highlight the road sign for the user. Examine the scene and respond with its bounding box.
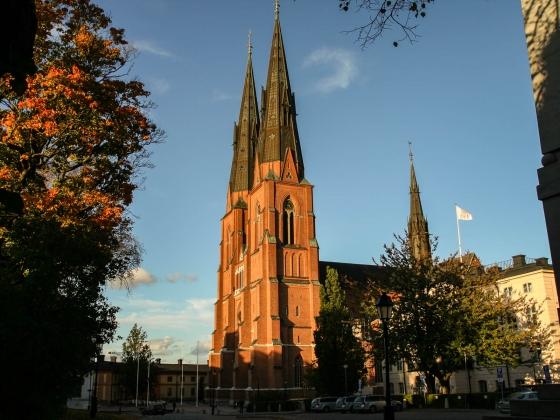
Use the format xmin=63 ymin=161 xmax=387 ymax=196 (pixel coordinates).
xmin=497 ymin=367 xmax=504 ymax=383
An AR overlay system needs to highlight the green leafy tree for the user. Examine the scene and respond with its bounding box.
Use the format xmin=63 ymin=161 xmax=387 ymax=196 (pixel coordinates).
xmin=365 ymin=235 xmax=548 ymax=394
xmin=122 ymin=323 xmax=153 ymax=400
xmin=0 ymin=0 xmax=160 ymax=417
xmin=313 ymin=266 xmax=365 ymax=395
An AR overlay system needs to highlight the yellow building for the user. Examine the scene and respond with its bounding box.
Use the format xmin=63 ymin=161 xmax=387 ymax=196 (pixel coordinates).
xmin=384 ymin=255 xmax=558 ymax=396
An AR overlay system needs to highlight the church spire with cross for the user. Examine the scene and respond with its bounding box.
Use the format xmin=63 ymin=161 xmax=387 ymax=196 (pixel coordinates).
xmin=259 ymin=0 xmax=304 ymax=180
xmin=229 ymin=30 xmax=260 ymax=194
xmin=407 ymin=143 xmax=432 ymax=261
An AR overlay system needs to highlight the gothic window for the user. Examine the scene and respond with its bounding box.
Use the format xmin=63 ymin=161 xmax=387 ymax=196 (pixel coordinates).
xmin=226 ymin=227 xmax=232 ymax=263
xmin=282 ymin=198 xmax=295 ymax=245
xmin=241 ymin=212 xmax=247 ymax=251
xmin=294 ymin=356 xmax=303 ymax=387
xmin=255 ymin=202 xmax=262 ymax=249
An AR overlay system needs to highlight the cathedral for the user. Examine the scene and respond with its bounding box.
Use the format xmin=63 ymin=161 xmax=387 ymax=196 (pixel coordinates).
xmin=208 ymin=4 xmax=430 ymax=399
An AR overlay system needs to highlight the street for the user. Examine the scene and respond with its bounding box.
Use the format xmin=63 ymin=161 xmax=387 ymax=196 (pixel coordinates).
xmin=142 ymin=406 xmax=507 ymax=420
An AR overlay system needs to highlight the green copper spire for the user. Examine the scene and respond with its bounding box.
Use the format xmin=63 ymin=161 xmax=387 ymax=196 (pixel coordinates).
xmin=229 ymin=33 xmax=260 ymax=192
xmin=408 ymin=143 xmax=431 ymax=261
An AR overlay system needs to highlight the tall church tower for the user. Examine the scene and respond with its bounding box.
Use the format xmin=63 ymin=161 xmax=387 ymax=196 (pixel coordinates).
xmin=407 ymin=146 xmax=431 ymax=261
xmin=209 ymin=3 xmax=321 ymax=397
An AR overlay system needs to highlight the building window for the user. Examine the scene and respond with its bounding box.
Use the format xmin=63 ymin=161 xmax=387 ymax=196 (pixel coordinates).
xmin=390 ymin=382 xmax=395 ymax=394
xmin=282 ymin=199 xmax=295 ymax=245
xmin=503 ymin=287 xmax=513 ymax=298
xmin=523 ymin=283 xmax=533 ymax=293
xmin=191 ymin=376 xmax=196 ymax=383
xmin=478 ymin=380 xmax=488 ymax=393
xmin=396 ymin=359 xmax=403 ymax=371
xmin=190 ymin=387 xmax=195 ymax=396
xmin=167 ymin=376 xmax=172 ymax=383
xmin=294 ymin=356 xmax=303 ymax=387
xmin=526 ymin=304 xmax=537 ymax=325
xmin=398 ymin=382 xmax=405 ymax=394
xmin=167 ymin=387 xmax=172 ymax=397
xmin=295 ymin=305 xmax=300 ymax=316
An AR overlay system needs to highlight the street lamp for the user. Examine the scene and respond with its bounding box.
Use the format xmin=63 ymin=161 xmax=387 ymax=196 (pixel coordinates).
xmin=178 ymin=358 xmax=184 ymax=406
xmin=343 ymin=364 xmax=348 ymax=395
xmin=376 ymin=292 xmax=394 ymax=420
xmin=135 ymin=352 xmax=140 ymax=407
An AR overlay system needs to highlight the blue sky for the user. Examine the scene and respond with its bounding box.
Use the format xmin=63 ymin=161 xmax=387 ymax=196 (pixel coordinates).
xmin=97 ymin=0 xmax=550 ymax=363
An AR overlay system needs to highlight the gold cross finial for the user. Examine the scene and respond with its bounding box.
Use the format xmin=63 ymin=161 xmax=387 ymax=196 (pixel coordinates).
xmin=274 ymin=0 xmax=280 ymax=19
xmin=248 ymin=30 xmax=253 ymax=56
xmin=408 ymin=141 xmax=414 ymax=163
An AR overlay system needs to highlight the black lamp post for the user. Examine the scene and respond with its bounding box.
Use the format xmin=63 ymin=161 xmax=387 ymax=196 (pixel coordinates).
xmin=376 ymin=292 xmax=394 ymax=420
xmin=343 ymin=364 xmax=348 ymax=395
xmin=90 ymin=353 xmax=104 ymax=418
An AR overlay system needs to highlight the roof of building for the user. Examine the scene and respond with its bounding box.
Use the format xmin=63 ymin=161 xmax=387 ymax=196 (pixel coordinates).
xmin=318 ymin=260 xmax=390 ymax=313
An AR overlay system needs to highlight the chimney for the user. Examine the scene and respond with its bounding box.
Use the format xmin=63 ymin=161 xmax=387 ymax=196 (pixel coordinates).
xmin=512 ymin=255 xmax=526 ymax=268
xmin=535 ymin=257 xmax=549 ymax=266
xmin=110 ymin=356 xmax=117 ymax=363
xmin=178 ymin=358 xmax=183 ymax=365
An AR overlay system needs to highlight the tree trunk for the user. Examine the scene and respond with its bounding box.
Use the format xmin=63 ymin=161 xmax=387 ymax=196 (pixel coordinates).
xmin=424 ymin=372 xmax=436 ymax=394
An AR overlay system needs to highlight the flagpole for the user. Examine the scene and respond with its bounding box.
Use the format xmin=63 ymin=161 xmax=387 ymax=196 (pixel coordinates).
xmin=456 ymin=205 xmax=463 ymax=263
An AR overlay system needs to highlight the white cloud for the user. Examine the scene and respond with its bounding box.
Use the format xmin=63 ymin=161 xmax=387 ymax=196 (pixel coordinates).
xmin=149 ymin=336 xmax=175 ymax=356
xmin=131 ymin=40 xmax=174 ymax=58
xmin=147 ymin=77 xmax=171 ymax=95
xmin=211 ymin=89 xmax=232 ymax=102
xmin=110 ymin=267 xmax=157 ymax=289
xmin=118 ymin=297 xmax=214 ymax=330
xmin=166 ymin=272 xmax=198 ymax=284
xmin=189 ymin=340 xmax=211 ymax=356
xmin=303 ymin=47 xmax=358 ymax=93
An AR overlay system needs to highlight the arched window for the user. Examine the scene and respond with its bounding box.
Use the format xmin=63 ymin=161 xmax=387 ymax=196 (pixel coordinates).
xmin=294 ymin=356 xmax=303 ymax=387
xmin=282 ymin=198 xmax=295 ymax=245
xmin=241 ymin=211 xmax=247 ymax=251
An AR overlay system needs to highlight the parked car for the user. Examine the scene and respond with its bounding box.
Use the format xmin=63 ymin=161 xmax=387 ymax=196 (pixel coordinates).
xmin=497 ymin=391 xmax=538 ymax=413
xmin=336 ymin=396 xmax=358 ymax=412
xmin=391 ymin=399 xmax=404 ymax=411
xmin=352 ymin=395 xmax=387 ymax=413
xmin=141 ymin=403 xmax=170 ymax=416
xmin=311 ymin=396 xmax=338 ymax=412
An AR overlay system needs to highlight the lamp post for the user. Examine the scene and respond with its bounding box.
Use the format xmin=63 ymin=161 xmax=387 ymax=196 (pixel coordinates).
xmin=376 ymin=292 xmax=394 ymax=420
xmin=343 ymin=364 xmax=348 ymax=395
xmin=90 ymin=353 xmax=103 ymax=418
xmin=135 ymin=353 xmax=140 ymax=407
xmin=178 ymin=358 xmax=183 ymax=406
xmin=196 ymin=341 xmax=199 ymax=407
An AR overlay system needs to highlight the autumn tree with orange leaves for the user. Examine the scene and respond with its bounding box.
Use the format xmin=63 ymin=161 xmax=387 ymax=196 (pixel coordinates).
xmin=0 ymin=1 xmax=161 ymax=417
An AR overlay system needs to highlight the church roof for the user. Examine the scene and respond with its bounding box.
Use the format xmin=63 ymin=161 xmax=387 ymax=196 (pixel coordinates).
xmin=319 ymin=260 xmax=390 ymax=313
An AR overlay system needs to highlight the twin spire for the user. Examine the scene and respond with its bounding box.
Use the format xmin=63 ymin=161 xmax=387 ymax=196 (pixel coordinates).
xmin=408 ymin=142 xmax=431 ymax=261
xmin=229 ymin=2 xmax=303 ymax=193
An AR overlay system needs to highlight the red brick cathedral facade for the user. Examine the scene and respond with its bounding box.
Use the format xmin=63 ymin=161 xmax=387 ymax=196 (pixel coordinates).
xmin=208 ymin=10 xmax=321 ymax=394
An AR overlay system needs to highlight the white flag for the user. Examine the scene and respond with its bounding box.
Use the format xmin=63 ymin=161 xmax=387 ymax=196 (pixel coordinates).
xmin=456 ymin=205 xmax=473 ymax=221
